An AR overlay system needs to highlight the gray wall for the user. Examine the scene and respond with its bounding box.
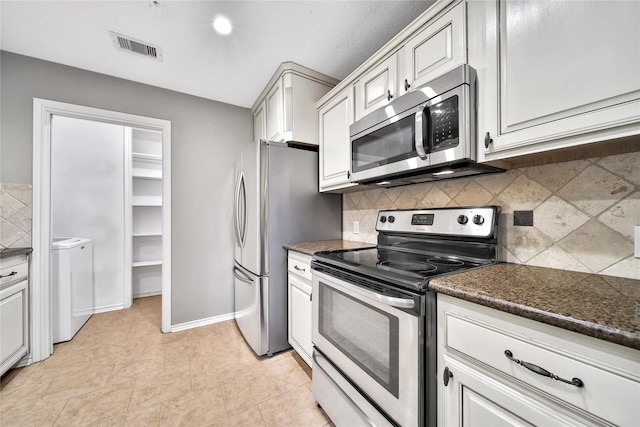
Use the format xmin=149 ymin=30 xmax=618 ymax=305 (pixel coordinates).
xmin=0 ymin=51 xmax=252 ymax=325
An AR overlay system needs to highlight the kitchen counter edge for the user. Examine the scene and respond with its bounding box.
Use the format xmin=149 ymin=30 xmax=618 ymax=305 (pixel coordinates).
xmin=0 ymin=247 xmax=33 ymax=259
xmin=429 ymin=262 xmax=640 ymax=350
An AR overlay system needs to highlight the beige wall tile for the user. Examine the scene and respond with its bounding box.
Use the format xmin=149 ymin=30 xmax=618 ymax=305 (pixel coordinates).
xmin=558 ymin=220 xmax=634 ymax=272
xmin=597 ymin=153 xmax=640 ymax=185
xmin=534 ymin=196 xmax=590 ymax=240
xmin=597 ymin=191 xmax=640 ymax=240
xmin=342 ymin=151 xmax=640 ymax=279
xmin=558 ymin=165 xmax=633 ymax=216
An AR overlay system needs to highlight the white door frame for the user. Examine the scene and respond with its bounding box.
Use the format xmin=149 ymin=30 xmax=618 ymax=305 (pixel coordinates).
xmin=32 ymin=98 xmax=172 ymax=362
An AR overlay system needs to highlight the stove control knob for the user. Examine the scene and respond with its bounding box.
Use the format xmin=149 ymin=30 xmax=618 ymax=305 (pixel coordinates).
xmin=388 ymin=215 xmax=395 ymax=223
xmin=457 ymin=215 xmax=469 ymax=225
xmin=380 ymin=216 xmax=387 ymax=223
xmin=473 ymin=214 xmax=485 ymax=225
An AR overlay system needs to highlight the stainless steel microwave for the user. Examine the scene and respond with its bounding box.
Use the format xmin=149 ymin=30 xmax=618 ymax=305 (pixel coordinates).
xmin=350 ymin=65 xmax=503 ymax=186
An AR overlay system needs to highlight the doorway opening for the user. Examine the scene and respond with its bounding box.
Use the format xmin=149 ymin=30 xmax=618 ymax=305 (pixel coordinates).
xmin=32 ymin=99 xmax=171 ymax=363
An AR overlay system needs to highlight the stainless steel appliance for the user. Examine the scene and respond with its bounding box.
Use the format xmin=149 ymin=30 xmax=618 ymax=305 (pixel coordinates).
xmin=312 ymin=206 xmax=501 ymax=426
xmin=233 ymin=140 xmax=341 ymax=356
xmin=350 ymin=65 xmax=503 ymax=187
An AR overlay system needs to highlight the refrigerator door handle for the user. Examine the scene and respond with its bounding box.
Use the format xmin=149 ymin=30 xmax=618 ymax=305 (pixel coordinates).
xmin=234 ymin=172 xmax=247 ymax=248
xmin=233 ymin=266 xmax=254 ymax=285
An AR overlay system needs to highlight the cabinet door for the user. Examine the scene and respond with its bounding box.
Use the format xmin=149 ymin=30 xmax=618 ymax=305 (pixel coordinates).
xmin=440 ymin=357 xmax=590 ymax=427
xmin=478 ymin=0 xmax=640 ymax=160
xmin=253 ymin=100 xmax=266 ymax=142
xmin=0 ymin=279 xmax=29 ymax=376
xmin=265 ymin=80 xmax=283 ymax=142
xmin=319 ymin=86 xmax=357 ymax=192
xmin=399 ymin=1 xmax=466 ymax=95
xmin=288 ymin=274 xmax=312 ymax=366
xmin=355 ymin=54 xmax=398 ymax=121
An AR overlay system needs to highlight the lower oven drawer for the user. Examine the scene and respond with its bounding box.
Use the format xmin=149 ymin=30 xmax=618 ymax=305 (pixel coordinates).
xmin=313 ymin=349 xmax=395 ymax=427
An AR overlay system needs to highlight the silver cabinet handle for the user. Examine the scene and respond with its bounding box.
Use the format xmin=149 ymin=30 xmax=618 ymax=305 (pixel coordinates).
xmin=294 ymin=265 xmax=306 ymax=272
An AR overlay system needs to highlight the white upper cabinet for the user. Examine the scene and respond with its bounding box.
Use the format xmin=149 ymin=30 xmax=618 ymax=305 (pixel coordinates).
xmin=398 ymin=0 xmax=466 ymax=95
xmin=265 ymin=82 xmax=283 ymax=142
xmin=471 ymin=0 xmax=640 ymax=161
xmin=354 ymin=54 xmax=398 ymax=121
xmin=252 ymin=62 xmax=338 ymax=145
xmin=253 ymin=100 xmax=266 ymax=142
xmin=319 ymin=86 xmax=357 ymax=192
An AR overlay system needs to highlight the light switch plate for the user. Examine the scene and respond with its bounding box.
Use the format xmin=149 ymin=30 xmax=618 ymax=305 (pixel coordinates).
xmin=353 ymin=221 xmax=360 ymax=234
xmin=635 ymin=226 xmax=640 ymax=258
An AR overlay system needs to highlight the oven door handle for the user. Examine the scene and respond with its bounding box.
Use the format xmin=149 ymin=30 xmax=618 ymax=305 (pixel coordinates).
xmin=348 ymin=284 xmax=415 ymax=309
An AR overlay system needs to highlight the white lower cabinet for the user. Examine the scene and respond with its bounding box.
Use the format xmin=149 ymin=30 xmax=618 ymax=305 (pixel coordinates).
xmin=1 ymin=254 xmax=30 ymax=376
xmin=287 ymin=251 xmax=313 ymax=366
xmin=437 ymin=294 xmax=640 ymax=427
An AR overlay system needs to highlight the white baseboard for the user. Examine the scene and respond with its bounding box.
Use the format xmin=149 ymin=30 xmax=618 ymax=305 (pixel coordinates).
xmin=92 ymin=303 xmax=125 ymax=314
xmin=133 ymin=290 xmax=162 ymax=299
xmin=171 ymin=312 xmax=235 ymax=332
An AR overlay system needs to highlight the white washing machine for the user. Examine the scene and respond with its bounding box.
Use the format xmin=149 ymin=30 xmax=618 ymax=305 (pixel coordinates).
xmin=52 ymin=237 xmax=94 ymax=343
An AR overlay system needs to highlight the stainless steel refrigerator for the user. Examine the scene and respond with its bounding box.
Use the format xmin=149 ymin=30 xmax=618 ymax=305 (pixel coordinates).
xmin=233 ymin=140 xmax=342 ymax=356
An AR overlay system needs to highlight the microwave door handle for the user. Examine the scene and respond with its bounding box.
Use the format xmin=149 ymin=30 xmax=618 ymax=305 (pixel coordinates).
xmin=415 ymin=107 xmax=428 ymax=160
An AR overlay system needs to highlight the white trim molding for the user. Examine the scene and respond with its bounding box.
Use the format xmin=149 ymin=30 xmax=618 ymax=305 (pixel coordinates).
xmin=32 ymin=98 xmax=173 ymax=363
xmin=171 ymin=312 xmax=236 ymax=333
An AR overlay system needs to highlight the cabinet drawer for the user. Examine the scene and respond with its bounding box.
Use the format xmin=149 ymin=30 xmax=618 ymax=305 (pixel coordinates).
xmin=444 ymin=311 xmax=640 ymax=426
xmin=1 ymin=260 xmax=28 ymax=288
xmin=287 ymin=252 xmax=312 ymax=282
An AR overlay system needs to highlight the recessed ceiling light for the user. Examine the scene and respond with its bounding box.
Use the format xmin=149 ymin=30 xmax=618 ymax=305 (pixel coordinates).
xmin=213 ymin=15 xmax=232 ymax=35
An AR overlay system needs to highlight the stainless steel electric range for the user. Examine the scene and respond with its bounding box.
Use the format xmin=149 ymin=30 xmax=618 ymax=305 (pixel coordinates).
xmin=311 ymin=206 xmax=501 ymax=427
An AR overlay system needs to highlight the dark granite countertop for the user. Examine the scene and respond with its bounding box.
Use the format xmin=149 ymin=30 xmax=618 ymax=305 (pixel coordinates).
xmin=429 ymin=263 xmax=640 ymax=350
xmin=284 ymin=240 xmax=375 ymax=256
xmin=0 ymin=247 xmax=33 ymax=259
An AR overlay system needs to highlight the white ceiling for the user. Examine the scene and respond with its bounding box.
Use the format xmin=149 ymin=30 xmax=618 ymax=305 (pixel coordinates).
xmin=0 ymin=1 xmax=434 ymax=108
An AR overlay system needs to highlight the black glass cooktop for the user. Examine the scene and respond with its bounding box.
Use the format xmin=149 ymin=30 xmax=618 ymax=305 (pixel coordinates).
xmin=314 ymin=247 xmax=489 ymax=292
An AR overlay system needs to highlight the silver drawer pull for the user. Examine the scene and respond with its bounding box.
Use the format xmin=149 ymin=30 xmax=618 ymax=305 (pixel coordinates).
xmin=505 ymin=350 xmax=584 ymax=388
xmin=294 ymin=265 xmax=306 ymax=272
xmin=0 ymin=271 xmax=18 ymax=279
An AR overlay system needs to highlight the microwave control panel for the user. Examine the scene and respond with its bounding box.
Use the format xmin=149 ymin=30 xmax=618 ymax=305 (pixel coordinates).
xmin=429 ymin=95 xmax=459 ymax=151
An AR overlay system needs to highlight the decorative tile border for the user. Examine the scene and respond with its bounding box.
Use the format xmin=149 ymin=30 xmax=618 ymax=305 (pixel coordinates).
xmin=0 ymin=183 xmax=32 ymax=249
xmin=343 ymin=152 xmax=640 ymax=280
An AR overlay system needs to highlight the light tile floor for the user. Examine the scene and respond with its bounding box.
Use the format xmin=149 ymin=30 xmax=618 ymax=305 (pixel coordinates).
xmin=0 ymin=296 xmax=331 ymax=426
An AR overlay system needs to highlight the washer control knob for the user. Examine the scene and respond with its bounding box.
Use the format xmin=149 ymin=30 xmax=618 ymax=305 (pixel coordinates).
xmin=473 ymin=214 xmax=485 ymax=225
xmin=388 ymin=216 xmax=395 ymax=223
xmin=457 ymin=215 xmax=469 ymax=225
xmin=380 ymin=216 xmax=387 ymax=223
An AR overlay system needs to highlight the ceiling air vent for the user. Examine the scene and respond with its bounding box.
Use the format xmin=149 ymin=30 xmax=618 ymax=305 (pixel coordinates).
xmin=110 ymin=31 xmax=163 ymax=61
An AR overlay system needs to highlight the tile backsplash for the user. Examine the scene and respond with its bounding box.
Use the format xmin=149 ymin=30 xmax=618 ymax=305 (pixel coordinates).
xmin=343 ymin=151 xmax=640 ymax=280
xmin=0 ymin=183 xmax=32 ymax=249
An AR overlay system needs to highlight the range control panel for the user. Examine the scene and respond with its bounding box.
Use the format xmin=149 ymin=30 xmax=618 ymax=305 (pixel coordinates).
xmin=376 ymin=207 xmax=499 ymax=238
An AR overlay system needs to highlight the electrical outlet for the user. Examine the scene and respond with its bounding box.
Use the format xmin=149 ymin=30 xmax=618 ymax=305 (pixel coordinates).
xmin=513 ymin=210 xmax=534 ymax=226
xmin=353 ymin=221 xmax=360 ymax=234
xmin=635 ymin=226 xmax=639 ymax=258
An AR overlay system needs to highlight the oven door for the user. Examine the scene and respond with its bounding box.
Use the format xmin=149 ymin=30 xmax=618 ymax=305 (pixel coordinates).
xmin=312 ymin=268 xmax=422 ymax=427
